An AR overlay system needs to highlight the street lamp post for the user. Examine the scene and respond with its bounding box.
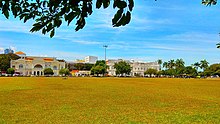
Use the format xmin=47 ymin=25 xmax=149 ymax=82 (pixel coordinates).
xmin=103 ymin=45 xmax=108 ymax=62
xmin=103 ymin=45 xmax=108 ymax=76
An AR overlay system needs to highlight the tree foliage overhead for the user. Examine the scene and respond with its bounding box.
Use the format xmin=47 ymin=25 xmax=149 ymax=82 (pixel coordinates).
xmin=217 ymin=43 xmax=220 ymax=48
xmin=201 ymin=0 xmax=220 ymax=48
xmin=0 ymin=0 xmax=134 ymax=37
xmin=202 ymin=0 xmax=217 ymax=6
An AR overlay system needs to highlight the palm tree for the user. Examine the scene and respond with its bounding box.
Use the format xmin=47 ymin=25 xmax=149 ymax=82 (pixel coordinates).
xmin=193 ymin=62 xmax=200 ymax=71
xmin=175 ymin=59 xmax=185 ymax=68
xmin=163 ymin=62 xmax=168 ymax=69
xmin=200 ymin=59 xmax=209 ymax=71
xmin=158 ymin=59 xmax=162 ymax=70
xmin=168 ymin=59 xmax=175 ymax=69
xmin=217 ymin=43 xmax=220 ymax=48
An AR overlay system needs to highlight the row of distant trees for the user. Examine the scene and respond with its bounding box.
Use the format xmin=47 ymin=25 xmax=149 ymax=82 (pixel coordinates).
xmin=154 ymin=59 xmax=220 ymax=77
xmin=89 ymin=59 xmax=220 ymax=77
xmin=1 ymin=53 xmax=219 ymax=77
xmin=3 ymin=67 xmax=70 ymax=77
xmin=43 ymin=68 xmax=70 ymax=76
xmin=21 ymin=59 xmax=220 ymax=77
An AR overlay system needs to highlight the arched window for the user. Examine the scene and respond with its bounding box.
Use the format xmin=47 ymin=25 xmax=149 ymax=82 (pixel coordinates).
xmin=34 ymin=64 xmax=43 ymax=69
xmin=53 ymin=66 xmax=57 ymax=70
xmin=19 ymin=64 xmax=23 ymax=69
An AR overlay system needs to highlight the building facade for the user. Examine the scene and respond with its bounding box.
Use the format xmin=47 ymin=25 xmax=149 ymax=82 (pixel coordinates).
xmin=85 ymin=56 xmax=98 ymax=64
xmin=130 ymin=61 xmax=160 ymax=76
xmin=107 ymin=59 xmax=160 ymax=76
xmin=11 ymin=51 xmax=65 ymax=76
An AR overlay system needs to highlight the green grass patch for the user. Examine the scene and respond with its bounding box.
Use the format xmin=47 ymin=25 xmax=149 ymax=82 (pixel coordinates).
xmin=0 ymin=77 xmax=220 ymax=123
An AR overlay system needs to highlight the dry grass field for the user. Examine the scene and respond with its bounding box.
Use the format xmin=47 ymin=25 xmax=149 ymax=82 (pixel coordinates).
xmin=0 ymin=77 xmax=220 ymax=123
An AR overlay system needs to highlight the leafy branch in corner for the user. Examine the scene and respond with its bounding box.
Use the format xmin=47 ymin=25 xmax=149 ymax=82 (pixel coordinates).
xmin=0 ymin=0 xmax=135 ymax=38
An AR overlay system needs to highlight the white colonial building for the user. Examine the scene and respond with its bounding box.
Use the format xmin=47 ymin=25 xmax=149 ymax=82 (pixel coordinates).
xmin=130 ymin=61 xmax=160 ymax=76
xmin=84 ymin=56 xmax=98 ymax=64
xmin=11 ymin=51 xmax=66 ymax=76
xmin=107 ymin=59 xmax=160 ymax=76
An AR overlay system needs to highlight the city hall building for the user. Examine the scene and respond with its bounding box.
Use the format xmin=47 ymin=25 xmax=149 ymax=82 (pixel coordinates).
xmin=107 ymin=59 xmax=160 ymax=76
xmin=11 ymin=51 xmax=66 ymax=76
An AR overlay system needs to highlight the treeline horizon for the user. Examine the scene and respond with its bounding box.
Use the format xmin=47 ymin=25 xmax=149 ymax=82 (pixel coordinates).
xmin=0 ymin=54 xmax=220 ymax=78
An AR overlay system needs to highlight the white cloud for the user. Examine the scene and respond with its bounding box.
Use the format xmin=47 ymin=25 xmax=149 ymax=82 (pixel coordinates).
xmin=0 ymin=20 xmax=31 ymax=33
xmin=0 ymin=47 xmax=4 ymax=53
xmin=54 ymin=36 xmax=102 ymax=45
xmin=9 ymin=46 xmax=16 ymax=52
xmin=48 ymin=51 xmax=86 ymax=61
xmin=71 ymin=40 xmax=101 ymax=45
xmin=163 ymin=32 xmax=219 ymax=43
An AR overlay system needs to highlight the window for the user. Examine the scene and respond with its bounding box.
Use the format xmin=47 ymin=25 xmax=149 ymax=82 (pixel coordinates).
xmin=34 ymin=64 xmax=43 ymax=69
xmin=19 ymin=64 xmax=23 ymax=69
xmin=53 ymin=66 xmax=57 ymax=70
xmin=45 ymin=62 xmax=51 ymax=68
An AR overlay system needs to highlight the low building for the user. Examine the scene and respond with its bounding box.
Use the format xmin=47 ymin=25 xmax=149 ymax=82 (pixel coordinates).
xmin=107 ymin=59 xmax=160 ymax=76
xmin=11 ymin=51 xmax=65 ymax=76
xmin=130 ymin=61 xmax=160 ymax=76
xmin=70 ymin=70 xmax=90 ymax=77
xmin=107 ymin=59 xmax=130 ymax=76
xmin=85 ymin=56 xmax=98 ymax=64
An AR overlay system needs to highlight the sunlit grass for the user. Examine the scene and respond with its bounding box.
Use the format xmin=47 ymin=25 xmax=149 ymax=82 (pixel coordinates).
xmin=0 ymin=77 xmax=220 ymax=123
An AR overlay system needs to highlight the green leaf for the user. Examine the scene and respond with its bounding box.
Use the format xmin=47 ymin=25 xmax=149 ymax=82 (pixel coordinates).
xmin=66 ymin=12 xmax=76 ymax=26
xmin=96 ymin=0 xmax=102 ymax=9
xmin=33 ymin=22 xmax=41 ymax=27
xmin=103 ymin=0 xmax=110 ymax=9
xmin=114 ymin=13 xmax=126 ymax=27
xmin=75 ymin=17 xmax=85 ymax=31
xmin=217 ymin=43 xmax=220 ymax=48
xmin=112 ymin=9 xmax=123 ymax=25
xmin=50 ymin=28 xmax=55 ymax=38
xmin=113 ymin=0 xmax=119 ymax=8
xmin=128 ymin=0 xmax=134 ymax=11
xmin=3 ymin=10 xmax=9 ymax=19
xmin=0 ymin=1 xmax=2 ymax=7
xmin=116 ymin=1 xmax=127 ymax=9
xmin=57 ymin=20 xmax=62 ymax=27
xmin=24 ymin=15 xmax=32 ymax=23
xmin=30 ymin=26 xmax=41 ymax=32
xmin=54 ymin=17 xmax=62 ymax=28
xmin=125 ymin=11 xmax=131 ymax=25
xmin=42 ymin=28 xmax=46 ymax=35
xmin=120 ymin=13 xmax=127 ymax=26
xmin=47 ymin=23 xmax=53 ymax=32
xmin=88 ymin=3 xmax=93 ymax=15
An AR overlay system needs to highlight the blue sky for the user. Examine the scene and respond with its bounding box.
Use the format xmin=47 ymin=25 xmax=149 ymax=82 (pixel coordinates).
xmin=0 ymin=0 xmax=220 ymax=65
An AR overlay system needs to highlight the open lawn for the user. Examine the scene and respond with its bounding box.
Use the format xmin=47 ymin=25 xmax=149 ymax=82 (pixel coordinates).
xmin=0 ymin=77 xmax=220 ymax=123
